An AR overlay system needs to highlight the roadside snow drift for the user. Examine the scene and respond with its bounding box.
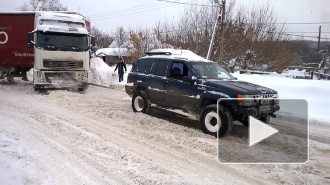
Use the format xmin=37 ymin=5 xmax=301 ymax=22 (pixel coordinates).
xmin=88 ymin=57 xmax=114 ymax=87
xmin=232 ymin=73 xmax=330 ymax=124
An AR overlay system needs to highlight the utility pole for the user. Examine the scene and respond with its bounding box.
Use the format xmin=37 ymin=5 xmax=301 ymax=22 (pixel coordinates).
xmin=219 ymin=0 xmax=226 ymax=65
xmin=318 ymin=25 xmax=321 ymax=51
xmin=207 ymin=4 xmax=222 ymax=60
xmin=207 ymin=0 xmax=226 ymax=61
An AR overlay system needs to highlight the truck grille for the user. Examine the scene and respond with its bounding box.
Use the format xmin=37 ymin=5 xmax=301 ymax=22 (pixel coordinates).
xmin=44 ymin=72 xmax=76 ymax=83
xmin=43 ymin=60 xmax=83 ymax=69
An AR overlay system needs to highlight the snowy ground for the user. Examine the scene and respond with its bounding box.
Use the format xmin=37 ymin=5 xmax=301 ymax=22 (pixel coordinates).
xmin=1 ymin=57 xmax=330 ymax=184
xmin=1 ymin=76 xmax=330 ymax=184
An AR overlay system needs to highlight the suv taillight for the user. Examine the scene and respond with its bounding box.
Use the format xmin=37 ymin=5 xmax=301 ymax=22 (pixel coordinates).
xmin=127 ymin=75 xmax=131 ymax=83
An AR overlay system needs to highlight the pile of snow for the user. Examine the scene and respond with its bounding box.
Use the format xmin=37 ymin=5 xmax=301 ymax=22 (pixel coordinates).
xmin=88 ymin=57 xmax=133 ymax=86
xmin=88 ymin=57 xmax=114 ymax=87
xmin=232 ymin=73 xmax=330 ymax=124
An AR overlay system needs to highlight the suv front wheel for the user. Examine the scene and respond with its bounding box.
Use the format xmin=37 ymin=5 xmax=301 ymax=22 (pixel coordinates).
xmin=200 ymin=104 xmax=233 ymax=138
xmin=132 ymin=91 xmax=152 ymax=114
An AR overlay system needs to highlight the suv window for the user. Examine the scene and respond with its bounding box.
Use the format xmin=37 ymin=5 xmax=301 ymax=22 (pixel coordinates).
xmin=191 ymin=62 xmax=234 ymax=80
xmin=169 ymin=61 xmax=192 ymax=80
xmin=153 ymin=60 xmax=169 ymax=77
xmin=133 ymin=59 xmax=154 ymax=74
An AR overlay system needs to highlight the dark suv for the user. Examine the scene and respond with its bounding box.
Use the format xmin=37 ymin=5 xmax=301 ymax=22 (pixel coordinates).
xmin=125 ymin=49 xmax=280 ymax=137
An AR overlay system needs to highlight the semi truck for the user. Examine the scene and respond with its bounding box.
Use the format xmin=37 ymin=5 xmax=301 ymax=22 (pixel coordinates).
xmin=0 ymin=11 xmax=95 ymax=91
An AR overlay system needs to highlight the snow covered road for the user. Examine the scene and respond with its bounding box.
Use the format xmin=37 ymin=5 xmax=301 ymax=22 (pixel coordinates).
xmin=1 ymin=80 xmax=330 ymax=184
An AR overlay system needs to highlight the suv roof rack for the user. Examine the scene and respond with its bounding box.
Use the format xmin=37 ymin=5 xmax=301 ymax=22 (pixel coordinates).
xmin=146 ymin=51 xmax=172 ymax=56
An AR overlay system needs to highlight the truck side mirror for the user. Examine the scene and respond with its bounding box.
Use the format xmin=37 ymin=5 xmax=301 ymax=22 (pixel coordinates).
xmin=91 ymin=36 xmax=95 ymax=46
xmin=27 ymin=32 xmax=33 ymax=48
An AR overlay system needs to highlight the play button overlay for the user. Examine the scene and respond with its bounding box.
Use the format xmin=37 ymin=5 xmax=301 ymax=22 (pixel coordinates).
xmin=249 ymin=116 xmax=278 ymax=147
xmin=217 ymin=99 xmax=309 ymax=164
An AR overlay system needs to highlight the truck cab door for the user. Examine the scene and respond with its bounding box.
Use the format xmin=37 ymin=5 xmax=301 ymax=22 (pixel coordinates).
xmin=165 ymin=61 xmax=197 ymax=111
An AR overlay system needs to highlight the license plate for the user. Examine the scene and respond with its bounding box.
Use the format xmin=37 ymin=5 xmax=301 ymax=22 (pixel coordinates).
xmin=259 ymin=105 xmax=271 ymax=112
xmin=51 ymin=79 xmax=65 ymax=84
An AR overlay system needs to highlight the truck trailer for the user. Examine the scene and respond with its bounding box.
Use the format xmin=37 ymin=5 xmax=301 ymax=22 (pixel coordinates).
xmin=0 ymin=11 xmax=94 ymax=91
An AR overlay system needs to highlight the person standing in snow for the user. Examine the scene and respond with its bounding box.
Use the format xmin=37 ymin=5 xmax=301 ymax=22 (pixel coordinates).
xmin=114 ymin=58 xmax=127 ymax=82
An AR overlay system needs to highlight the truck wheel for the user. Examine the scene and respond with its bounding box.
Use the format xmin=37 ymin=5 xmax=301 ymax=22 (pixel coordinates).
xmin=200 ymin=104 xmax=233 ymax=138
xmin=260 ymin=115 xmax=270 ymax=124
xmin=78 ymin=86 xmax=88 ymax=93
xmin=132 ymin=91 xmax=151 ymax=114
xmin=33 ymin=85 xmax=39 ymax=92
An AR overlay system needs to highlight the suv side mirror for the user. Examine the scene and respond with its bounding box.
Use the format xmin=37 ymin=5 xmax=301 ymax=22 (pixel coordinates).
xmin=182 ymin=76 xmax=196 ymax=84
xmin=27 ymin=32 xmax=33 ymax=48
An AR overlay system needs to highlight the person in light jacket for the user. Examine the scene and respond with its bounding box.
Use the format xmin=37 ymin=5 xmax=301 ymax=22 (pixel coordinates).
xmin=114 ymin=58 xmax=127 ymax=82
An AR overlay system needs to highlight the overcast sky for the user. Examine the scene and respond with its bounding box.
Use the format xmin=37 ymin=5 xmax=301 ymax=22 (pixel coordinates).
xmin=1 ymin=0 xmax=329 ymax=41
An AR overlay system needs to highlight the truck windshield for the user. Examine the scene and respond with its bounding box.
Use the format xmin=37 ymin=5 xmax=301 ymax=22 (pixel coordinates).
xmin=191 ymin=62 xmax=234 ymax=80
xmin=37 ymin=32 xmax=88 ymax=51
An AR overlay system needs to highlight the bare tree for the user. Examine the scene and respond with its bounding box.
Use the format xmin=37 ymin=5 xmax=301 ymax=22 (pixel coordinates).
xmin=17 ymin=0 xmax=68 ymax=11
xmin=91 ymin=27 xmax=114 ymax=49
xmin=113 ymin=27 xmax=128 ymax=48
xmin=155 ymin=0 xmax=293 ymax=72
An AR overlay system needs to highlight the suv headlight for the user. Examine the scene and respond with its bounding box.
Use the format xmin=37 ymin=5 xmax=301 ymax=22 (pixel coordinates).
xmin=273 ymin=94 xmax=280 ymax=104
xmin=238 ymin=94 xmax=255 ymax=106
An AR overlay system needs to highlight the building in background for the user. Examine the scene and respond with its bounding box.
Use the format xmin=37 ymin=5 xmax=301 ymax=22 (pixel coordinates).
xmin=96 ymin=48 xmax=131 ymax=66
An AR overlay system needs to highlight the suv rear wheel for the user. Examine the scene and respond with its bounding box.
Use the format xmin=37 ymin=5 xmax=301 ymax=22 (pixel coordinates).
xmin=132 ymin=91 xmax=152 ymax=114
xmin=200 ymin=104 xmax=233 ymax=138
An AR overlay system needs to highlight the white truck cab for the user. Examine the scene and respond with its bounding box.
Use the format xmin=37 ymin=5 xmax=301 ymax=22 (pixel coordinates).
xmin=28 ymin=12 xmax=94 ymax=91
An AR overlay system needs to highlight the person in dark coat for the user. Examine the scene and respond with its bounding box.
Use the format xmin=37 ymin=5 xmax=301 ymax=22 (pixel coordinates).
xmin=114 ymin=58 xmax=127 ymax=82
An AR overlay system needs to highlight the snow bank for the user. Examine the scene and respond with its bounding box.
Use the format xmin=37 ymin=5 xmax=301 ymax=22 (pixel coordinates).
xmin=88 ymin=57 xmax=114 ymax=87
xmin=232 ymin=73 xmax=330 ymax=124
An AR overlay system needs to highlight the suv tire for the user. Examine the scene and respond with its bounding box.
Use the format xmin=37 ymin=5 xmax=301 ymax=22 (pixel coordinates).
xmin=200 ymin=104 xmax=233 ymax=138
xmin=132 ymin=91 xmax=152 ymax=114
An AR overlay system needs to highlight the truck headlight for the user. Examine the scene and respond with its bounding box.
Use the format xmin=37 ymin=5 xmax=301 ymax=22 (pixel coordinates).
xmin=37 ymin=71 xmax=43 ymax=79
xmin=83 ymin=71 xmax=88 ymax=80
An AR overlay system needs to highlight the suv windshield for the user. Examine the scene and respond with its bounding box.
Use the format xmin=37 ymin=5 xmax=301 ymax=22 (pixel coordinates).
xmin=37 ymin=32 xmax=88 ymax=51
xmin=191 ymin=62 xmax=234 ymax=80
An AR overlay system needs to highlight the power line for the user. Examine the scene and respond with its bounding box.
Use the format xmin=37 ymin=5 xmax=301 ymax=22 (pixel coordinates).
xmin=274 ymin=22 xmax=330 ymax=25
xmin=91 ymin=0 xmax=193 ymax=21
xmin=149 ymin=27 xmax=330 ymax=40
xmin=285 ymin=32 xmax=330 ymax=34
xmin=91 ymin=4 xmax=177 ymax=21
xmin=157 ymin=0 xmax=218 ymax=7
xmin=88 ymin=2 xmax=168 ymax=18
